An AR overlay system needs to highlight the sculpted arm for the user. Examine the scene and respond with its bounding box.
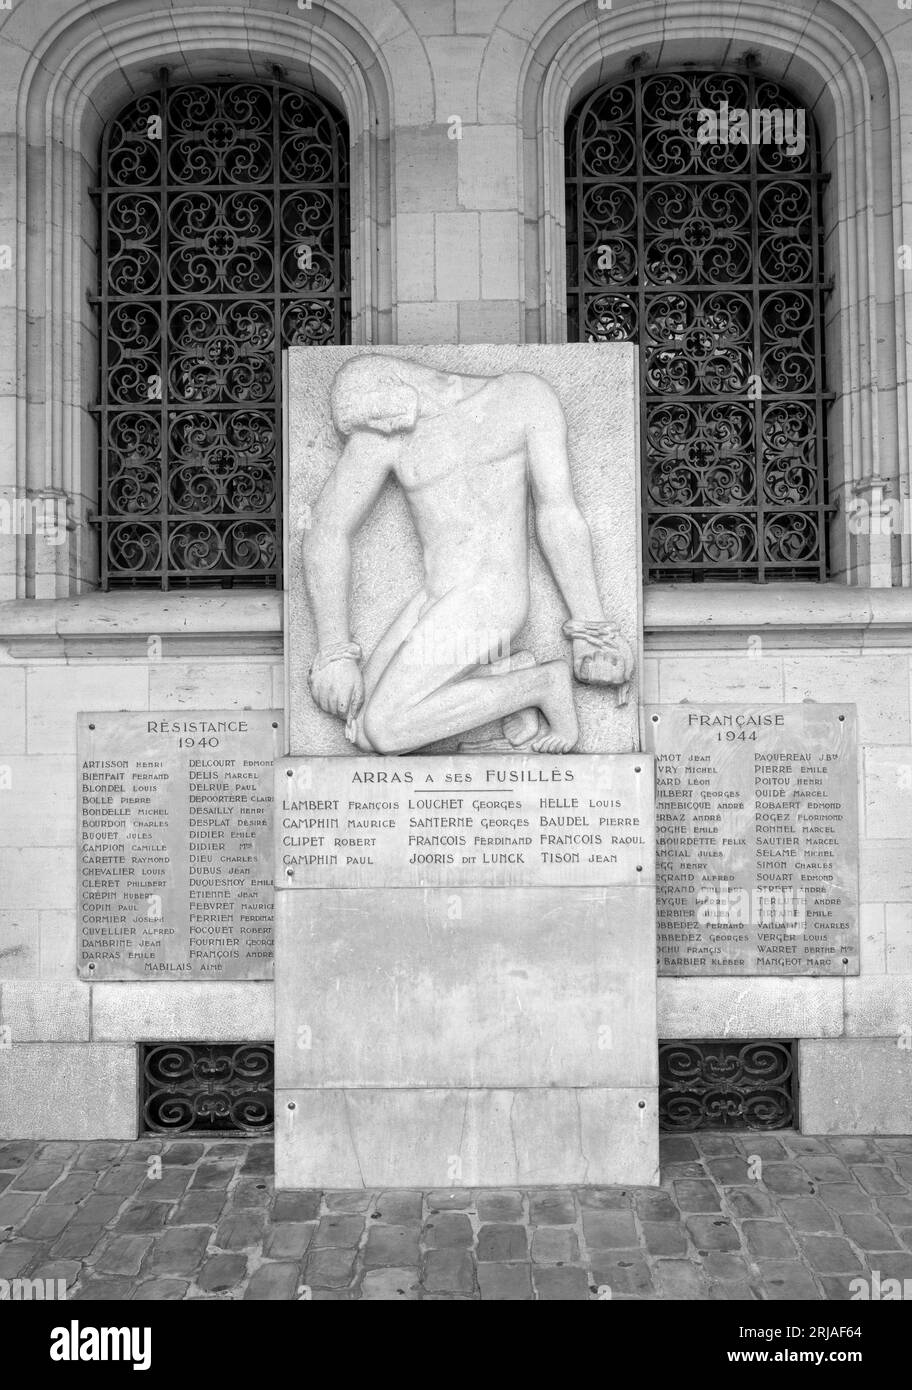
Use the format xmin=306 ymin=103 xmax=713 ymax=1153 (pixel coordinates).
xmin=302 ymin=431 xmax=396 ymax=716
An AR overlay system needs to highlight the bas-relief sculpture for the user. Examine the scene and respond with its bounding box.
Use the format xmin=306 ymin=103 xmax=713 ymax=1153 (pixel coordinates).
xmin=286 ymin=347 xmax=642 ymax=761
xmin=297 ymin=352 xmax=636 ymax=755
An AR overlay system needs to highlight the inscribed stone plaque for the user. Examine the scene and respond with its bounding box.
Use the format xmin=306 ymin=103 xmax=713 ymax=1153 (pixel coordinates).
xmin=78 ymin=711 xmax=281 ymax=980
xmin=276 ymin=753 xmax=653 ymax=889
xmin=645 ymin=704 xmax=859 ymax=976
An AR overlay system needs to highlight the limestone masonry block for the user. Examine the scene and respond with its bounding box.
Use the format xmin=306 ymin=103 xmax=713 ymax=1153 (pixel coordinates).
xmin=0 ymin=1043 xmax=136 ymax=1139
xmin=800 ymin=1039 xmax=912 ymax=1134
xmin=90 ymin=982 xmax=275 ymax=1041
xmin=0 ymin=980 xmax=90 ymax=1041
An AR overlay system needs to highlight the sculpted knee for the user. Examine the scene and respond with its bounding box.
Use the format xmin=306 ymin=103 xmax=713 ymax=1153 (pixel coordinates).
xmin=362 ymin=700 xmax=413 ymax=755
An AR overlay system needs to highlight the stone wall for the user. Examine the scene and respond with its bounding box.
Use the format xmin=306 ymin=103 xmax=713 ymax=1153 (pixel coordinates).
xmin=1 ymin=0 xmax=912 ymax=1138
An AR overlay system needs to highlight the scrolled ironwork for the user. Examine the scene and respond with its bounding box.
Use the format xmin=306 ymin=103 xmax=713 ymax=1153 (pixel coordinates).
xmin=659 ymin=1039 xmax=796 ymax=1131
xmin=567 ymin=69 xmax=830 ymax=581
xmin=141 ymin=1042 xmax=274 ymax=1134
xmin=96 ymin=76 xmax=350 ymax=588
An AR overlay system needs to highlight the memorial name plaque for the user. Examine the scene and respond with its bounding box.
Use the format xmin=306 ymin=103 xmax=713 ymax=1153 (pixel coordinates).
xmin=78 ymin=711 xmax=282 ymax=980
xmin=645 ymin=703 xmax=859 ymax=976
xmin=276 ymin=753 xmax=653 ymax=889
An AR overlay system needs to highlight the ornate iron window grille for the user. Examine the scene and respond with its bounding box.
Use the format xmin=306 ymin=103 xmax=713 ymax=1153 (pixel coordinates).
xmin=659 ymin=1039 xmax=797 ymax=1131
xmin=140 ymin=1043 xmax=274 ymax=1134
xmin=93 ymin=74 xmax=350 ymax=589
xmin=566 ymin=70 xmax=831 ymax=583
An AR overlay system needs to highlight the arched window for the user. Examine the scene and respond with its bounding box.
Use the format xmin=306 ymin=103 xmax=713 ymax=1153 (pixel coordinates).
xmin=95 ymin=75 xmax=350 ymax=589
xmin=566 ymin=70 xmax=830 ymax=583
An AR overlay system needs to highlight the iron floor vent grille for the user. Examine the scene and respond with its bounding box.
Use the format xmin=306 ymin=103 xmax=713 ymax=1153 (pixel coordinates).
xmin=659 ymin=1039 xmax=797 ymax=1132
xmin=140 ymin=1043 xmax=274 ymax=1136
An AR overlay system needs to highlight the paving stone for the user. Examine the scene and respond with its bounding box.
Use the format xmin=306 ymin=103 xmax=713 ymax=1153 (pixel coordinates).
xmin=0 ymin=1142 xmax=38 ymax=1169
xmin=426 ymin=1190 xmax=473 ymax=1211
xmin=828 ymin=1138 xmax=881 ymax=1162
xmin=215 ymin=1212 xmax=266 ymax=1250
xmin=423 ymin=1212 xmax=473 ymax=1248
xmin=892 ymin=1156 xmax=912 ymax=1180
xmin=72 ymin=1143 xmax=125 ymax=1171
xmin=477 ymin=1222 xmax=528 ymax=1262
xmin=532 ymin=1265 xmax=591 ymax=1300
xmin=798 ymin=1235 xmax=864 ymax=1274
xmin=189 ymin=1163 xmax=236 ymax=1191
xmin=876 ymin=1195 xmax=912 ymax=1224
xmin=203 ymin=1142 xmax=248 ymax=1159
xmin=865 ymin=1252 xmax=912 ymax=1280
xmin=92 ymin=1233 xmax=152 ymax=1276
xmin=696 ymin=1135 xmax=740 ymax=1156
xmin=838 ymin=1213 xmax=901 ymax=1251
xmin=161 ymin=1143 xmax=206 ymax=1166
xmin=422 ymin=1248 xmax=475 ymax=1294
xmin=147 ymin=1227 xmax=212 ymax=1276
xmin=361 ymin=1267 xmax=422 ymax=1300
xmin=817 ymin=1183 xmax=873 ymax=1214
xmin=581 ymin=1209 xmax=638 ymax=1249
xmin=704 ymin=1157 xmax=752 ymax=1186
xmin=475 ymin=1191 xmax=523 ymax=1222
xmin=898 ymin=1228 xmax=912 ymax=1250
xmin=171 ymin=1192 xmax=226 ymax=1225
xmin=659 ymin=1137 xmax=699 ymax=1162
xmin=272 ymin=1191 xmax=321 ymax=1223
xmin=577 ymin=1187 xmax=633 ymax=1209
xmin=783 ymin=1136 xmax=831 ymax=1155
xmin=324 ymin=1191 xmax=374 ymax=1213
xmin=73 ymin=1277 xmax=136 ymax=1300
xmin=641 ymin=1220 xmax=687 ymax=1256
xmin=876 ymin=1138 xmax=912 ymax=1153
xmin=711 ymin=1280 xmax=758 ymax=1300
xmin=230 ymin=1179 xmax=272 ymax=1210
xmin=0 ymin=1174 xmax=12 ymax=1194
xmin=776 ymin=1196 xmax=837 ymax=1231
xmin=263 ymin=1221 xmax=314 ymax=1260
xmin=29 ymin=1259 xmax=81 ymax=1288
xmin=726 ymin=1188 xmax=777 ymax=1219
xmin=758 ymin=1164 xmax=814 ymax=1195
xmin=529 ymin=1191 xmax=576 ymax=1225
xmin=660 ymin=1162 xmax=705 ymax=1183
xmin=17 ymin=1205 xmax=77 ymax=1241
xmin=530 ymin=1226 xmax=579 ymax=1264
xmin=364 ymin=1224 xmax=421 ymax=1267
xmin=137 ymin=1170 xmax=192 ymax=1202
xmin=684 ymin=1215 xmax=740 ymax=1251
xmin=737 ymin=1136 xmax=787 ymax=1161
xmin=47 ymin=1173 xmax=97 ymax=1204
xmin=854 ymin=1166 xmax=906 ymax=1195
xmin=116 ymin=1203 xmax=169 ymax=1234
xmin=818 ymin=1275 xmax=862 ymax=1300
xmin=49 ymin=1224 xmax=107 ymax=1261
xmin=372 ymin=1191 xmax=422 ymax=1224
xmin=132 ymin=1279 xmax=189 ymax=1301
xmin=70 ymin=1196 xmax=125 ymax=1226
xmin=477 ymin=1262 xmax=532 ymax=1300
xmin=313 ymin=1215 xmax=364 ymax=1249
xmin=95 ymin=1165 xmax=148 ymax=1195
xmin=241 ymin=1143 xmax=275 ymax=1175
xmin=197 ymin=1254 xmax=247 ymax=1292
xmin=0 ymin=1195 xmax=45 ymax=1238
xmin=654 ymin=1259 xmax=708 ymax=1300
xmin=243 ymin=1263 xmax=300 ymax=1300
xmin=702 ymin=1251 xmax=753 ymax=1283
xmin=0 ymin=1240 xmax=43 ymax=1277
xmin=11 ymin=1164 xmax=68 ymax=1192
xmin=634 ymin=1189 xmax=678 ymax=1222
xmin=797 ymin=1156 xmax=852 ymax=1183
xmin=305 ymin=1247 xmax=357 ymax=1289
xmin=673 ymin=1179 xmax=721 ymax=1213
xmin=758 ymin=1260 xmax=822 ymax=1300
xmin=589 ymin=1253 xmax=654 ymax=1297
xmin=742 ymin=1220 xmax=798 ymax=1260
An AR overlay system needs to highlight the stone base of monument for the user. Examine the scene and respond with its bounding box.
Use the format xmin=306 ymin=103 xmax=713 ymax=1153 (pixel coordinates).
xmin=274 ymin=754 xmax=658 ymax=1188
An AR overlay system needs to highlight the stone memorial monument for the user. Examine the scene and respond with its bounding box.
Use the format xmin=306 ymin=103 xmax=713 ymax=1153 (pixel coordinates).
xmin=275 ymin=345 xmax=658 ymax=1187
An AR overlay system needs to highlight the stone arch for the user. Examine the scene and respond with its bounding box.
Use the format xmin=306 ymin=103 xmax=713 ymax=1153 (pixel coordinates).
xmin=14 ymin=0 xmax=400 ymax=595
xmin=515 ymin=0 xmax=910 ymax=585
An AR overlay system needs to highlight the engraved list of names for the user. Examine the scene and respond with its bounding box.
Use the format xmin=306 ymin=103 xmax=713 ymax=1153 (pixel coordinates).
xmin=78 ymin=711 xmax=281 ymax=980
xmin=645 ymin=704 xmax=859 ymax=976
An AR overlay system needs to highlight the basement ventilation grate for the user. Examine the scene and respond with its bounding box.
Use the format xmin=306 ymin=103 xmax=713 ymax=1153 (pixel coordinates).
xmin=659 ymin=1039 xmax=797 ymax=1131
xmin=140 ymin=1043 xmax=274 ymax=1136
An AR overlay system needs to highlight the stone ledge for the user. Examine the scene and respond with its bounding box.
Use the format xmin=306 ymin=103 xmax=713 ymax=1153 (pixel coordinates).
xmin=0 ymin=590 xmax=283 ymax=651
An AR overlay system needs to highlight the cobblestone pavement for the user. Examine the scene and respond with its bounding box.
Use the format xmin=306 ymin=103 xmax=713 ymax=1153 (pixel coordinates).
xmin=1 ymin=1132 xmax=911 ymax=1300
